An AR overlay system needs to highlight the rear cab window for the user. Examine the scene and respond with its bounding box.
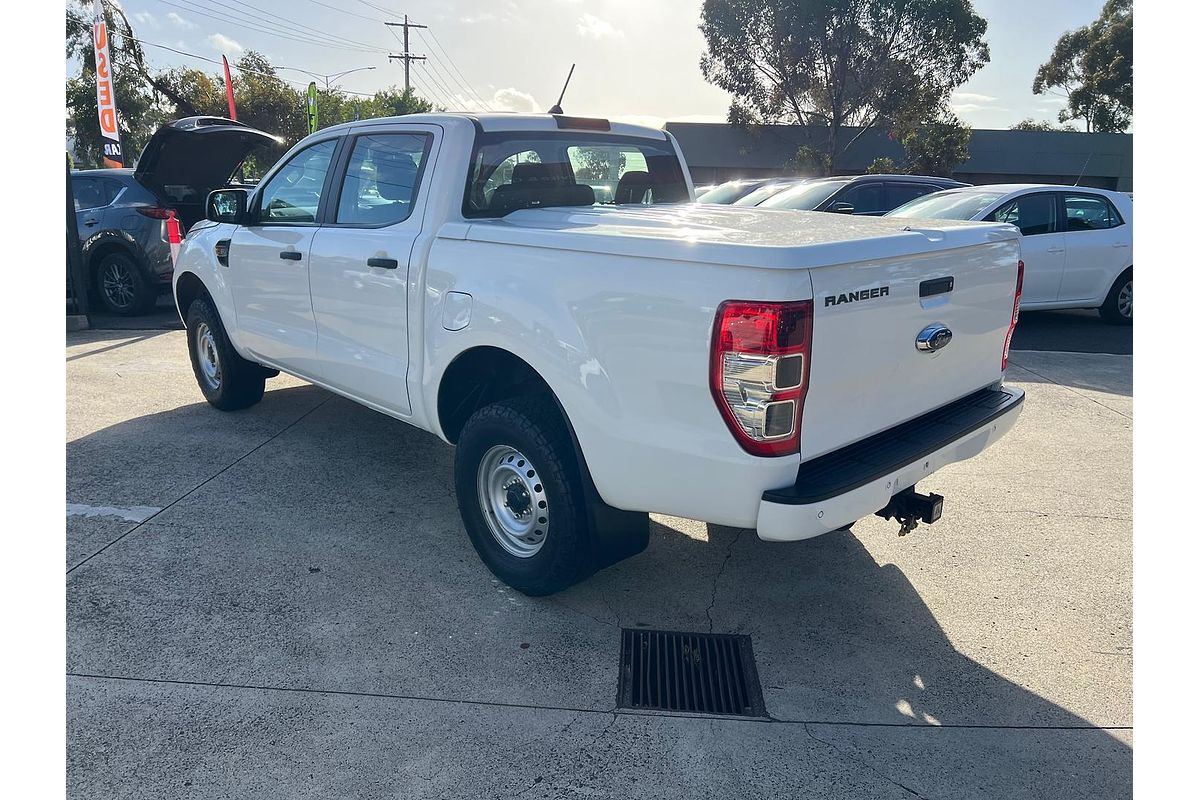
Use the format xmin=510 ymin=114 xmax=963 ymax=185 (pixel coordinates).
xmin=463 ymin=130 xmax=689 ymax=217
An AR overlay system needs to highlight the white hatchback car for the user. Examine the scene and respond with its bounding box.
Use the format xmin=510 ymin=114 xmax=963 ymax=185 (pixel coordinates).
xmin=888 ymin=184 xmax=1133 ymax=324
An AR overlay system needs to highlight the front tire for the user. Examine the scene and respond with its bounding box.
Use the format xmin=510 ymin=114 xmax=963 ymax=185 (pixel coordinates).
xmin=96 ymin=252 xmax=156 ymax=316
xmin=185 ymin=298 xmax=265 ymax=410
xmin=1099 ymin=269 xmax=1132 ymax=325
xmin=454 ymin=396 xmax=595 ymax=596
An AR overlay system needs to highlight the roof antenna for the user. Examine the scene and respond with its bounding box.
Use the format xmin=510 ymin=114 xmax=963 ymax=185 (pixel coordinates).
xmin=548 ymin=63 xmax=575 ymax=115
xmin=1073 ymin=151 xmax=1094 ymax=186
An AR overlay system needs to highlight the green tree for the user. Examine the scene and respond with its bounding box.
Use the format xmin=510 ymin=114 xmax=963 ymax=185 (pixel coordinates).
xmin=1010 ymin=118 xmax=1077 ymax=132
xmin=1033 ymin=0 xmax=1131 ymax=133
xmin=898 ymin=113 xmax=971 ymax=177
xmin=865 ymin=157 xmax=899 ymax=175
xmin=699 ymin=0 xmax=989 ymax=173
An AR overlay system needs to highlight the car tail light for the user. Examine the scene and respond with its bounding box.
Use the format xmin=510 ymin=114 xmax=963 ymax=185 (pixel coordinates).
xmin=1001 ymin=259 xmax=1024 ymax=370
xmin=136 ymin=206 xmax=173 ymax=219
xmin=710 ymin=300 xmax=812 ymax=457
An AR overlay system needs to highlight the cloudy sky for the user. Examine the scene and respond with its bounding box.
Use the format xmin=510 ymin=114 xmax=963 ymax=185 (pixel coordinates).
xmin=98 ymin=0 xmax=1107 ymax=130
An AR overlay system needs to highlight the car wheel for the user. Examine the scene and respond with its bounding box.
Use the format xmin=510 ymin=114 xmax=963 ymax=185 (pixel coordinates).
xmin=1099 ymin=269 xmax=1132 ymax=325
xmin=454 ymin=395 xmax=596 ymax=596
xmin=185 ymin=297 xmax=266 ymax=411
xmin=96 ymin=252 xmax=156 ymax=315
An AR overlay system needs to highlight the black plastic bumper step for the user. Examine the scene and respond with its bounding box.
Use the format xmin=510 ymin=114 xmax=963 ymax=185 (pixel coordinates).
xmin=764 ymin=386 xmax=1025 ymax=506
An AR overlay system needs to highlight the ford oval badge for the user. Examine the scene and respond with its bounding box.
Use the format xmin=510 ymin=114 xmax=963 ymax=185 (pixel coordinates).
xmin=916 ymin=323 xmax=953 ymax=353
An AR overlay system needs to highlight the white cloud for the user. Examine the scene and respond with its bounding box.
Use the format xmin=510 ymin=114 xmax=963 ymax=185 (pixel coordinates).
xmin=166 ymin=12 xmax=194 ymax=29
xmin=577 ymin=13 xmax=623 ymax=40
xmin=951 ymin=91 xmax=997 ymax=104
xmin=131 ymin=11 xmax=156 ymax=27
xmin=460 ymin=12 xmax=496 ymax=24
xmin=435 ymin=87 xmax=539 ymax=113
xmin=207 ymin=33 xmax=244 ymax=56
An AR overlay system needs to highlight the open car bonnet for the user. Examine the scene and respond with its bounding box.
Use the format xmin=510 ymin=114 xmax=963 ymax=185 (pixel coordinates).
xmin=134 ymin=116 xmax=281 ymax=206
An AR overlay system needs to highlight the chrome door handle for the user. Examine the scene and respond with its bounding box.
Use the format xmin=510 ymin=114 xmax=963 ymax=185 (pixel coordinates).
xmin=279 ymin=250 xmax=302 ymax=261
xmin=367 ymin=257 xmax=398 ymax=269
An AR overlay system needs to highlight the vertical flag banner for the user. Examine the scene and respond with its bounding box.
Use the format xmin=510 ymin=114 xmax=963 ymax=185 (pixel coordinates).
xmin=306 ymin=82 xmax=319 ymax=134
xmin=92 ymin=0 xmax=123 ymax=167
xmin=222 ymin=55 xmax=237 ymax=120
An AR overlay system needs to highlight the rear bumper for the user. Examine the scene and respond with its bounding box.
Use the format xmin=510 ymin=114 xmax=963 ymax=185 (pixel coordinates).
xmin=755 ymin=387 xmax=1025 ymax=541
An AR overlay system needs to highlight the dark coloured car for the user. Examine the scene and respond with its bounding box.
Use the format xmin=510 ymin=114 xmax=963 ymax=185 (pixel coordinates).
xmin=72 ymin=116 xmax=278 ymax=315
xmin=751 ymin=174 xmax=969 ymax=216
xmin=696 ymin=177 xmax=796 ymax=205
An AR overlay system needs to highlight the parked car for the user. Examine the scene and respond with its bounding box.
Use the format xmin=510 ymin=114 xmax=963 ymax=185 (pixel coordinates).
xmin=751 ymin=174 xmax=969 ymax=216
xmin=696 ymin=177 xmax=791 ymax=205
xmin=72 ymin=116 xmax=278 ymax=315
xmin=174 ymin=113 xmax=1024 ymax=595
xmin=731 ymin=178 xmax=809 ymax=207
xmin=887 ymin=184 xmax=1133 ymax=324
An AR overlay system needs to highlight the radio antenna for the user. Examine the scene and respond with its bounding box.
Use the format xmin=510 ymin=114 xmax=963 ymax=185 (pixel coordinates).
xmin=1074 ymin=151 xmax=1094 ymax=186
xmin=548 ymin=63 xmax=576 ymax=114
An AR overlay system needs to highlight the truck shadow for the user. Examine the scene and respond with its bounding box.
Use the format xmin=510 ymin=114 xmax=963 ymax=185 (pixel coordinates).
xmin=66 ymin=384 xmax=1130 ymax=797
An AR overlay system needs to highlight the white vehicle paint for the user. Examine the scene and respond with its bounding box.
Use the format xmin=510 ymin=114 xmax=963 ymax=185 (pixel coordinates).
xmin=174 ymin=114 xmax=1025 ymax=594
xmin=888 ymin=184 xmax=1134 ymax=323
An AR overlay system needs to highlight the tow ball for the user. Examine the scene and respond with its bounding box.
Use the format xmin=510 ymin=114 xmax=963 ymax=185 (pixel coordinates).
xmin=876 ymin=487 xmax=944 ymax=537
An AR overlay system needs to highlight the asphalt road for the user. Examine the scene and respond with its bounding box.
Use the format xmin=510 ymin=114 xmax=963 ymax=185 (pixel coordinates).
xmin=87 ymin=299 xmax=1134 ymax=355
xmin=65 ymin=331 xmax=1131 ymax=798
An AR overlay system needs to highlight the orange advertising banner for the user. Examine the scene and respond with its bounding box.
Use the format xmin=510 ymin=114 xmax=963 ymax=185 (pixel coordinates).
xmin=92 ymin=0 xmax=123 ymax=167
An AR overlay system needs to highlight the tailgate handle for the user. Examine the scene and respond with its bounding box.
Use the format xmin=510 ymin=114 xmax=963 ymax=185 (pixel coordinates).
xmin=919 ymin=276 xmax=954 ymax=298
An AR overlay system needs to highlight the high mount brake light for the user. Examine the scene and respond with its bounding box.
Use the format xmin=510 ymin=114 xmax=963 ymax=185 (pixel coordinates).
xmin=1002 ymin=259 xmax=1024 ymax=370
xmin=710 ymin=300 xmax=812 ymax=457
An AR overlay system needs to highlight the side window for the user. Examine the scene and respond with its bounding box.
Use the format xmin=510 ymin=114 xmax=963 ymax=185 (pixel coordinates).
xmin=1063 ymin=193 xmax=1121 ymax=231
xmin=837 ymin=183 xmax=884 ymax=214
xmin=988 ymin=193 xmax=1057 ymax=236
xmin=885 ymin=183 xmax=935 ymax=210
xmin=72 ymin=178 xmax=104 ymax=211
xmin=257 ymin=139 xmax=338 ymax=224
xmin=335 ymin=133 xmax=429 ymax=226
xmin=100 ymin=179 xmax=125 ymax=206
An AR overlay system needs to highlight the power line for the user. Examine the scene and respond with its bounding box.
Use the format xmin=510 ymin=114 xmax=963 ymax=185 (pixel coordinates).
xmin=302 ymin=0 xmax=388 ymax=24
xmin=384 ymin=15 xmax=425 ymax=94
xmin=414 ymin=29 xmax=491 ymax=111
xmin=195 ymin=0 xmax=392 ymax=56
xmin=151 ymin=0 xmax=386 ymax=54
xmin=422 ymin=28 xmax=493 ymax=110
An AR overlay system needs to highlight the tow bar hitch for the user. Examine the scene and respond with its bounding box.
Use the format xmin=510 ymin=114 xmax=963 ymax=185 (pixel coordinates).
xmin=876 ymin=487 xmax=944 ymax=536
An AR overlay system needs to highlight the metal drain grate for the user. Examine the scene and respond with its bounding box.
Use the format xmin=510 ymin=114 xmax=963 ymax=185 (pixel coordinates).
xmin=617 ymin=628 xmax=766 ymax=717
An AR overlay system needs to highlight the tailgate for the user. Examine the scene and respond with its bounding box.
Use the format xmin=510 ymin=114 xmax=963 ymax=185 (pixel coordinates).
xmin=802 ymin=236 xmax=1020 ymax=460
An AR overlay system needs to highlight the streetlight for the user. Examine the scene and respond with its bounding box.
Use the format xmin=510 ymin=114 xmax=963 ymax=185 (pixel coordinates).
xmin=278 ymin=65 xmax=377 ymax=92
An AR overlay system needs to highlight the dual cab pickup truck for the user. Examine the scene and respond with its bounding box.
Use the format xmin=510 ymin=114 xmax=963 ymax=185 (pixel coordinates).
xmin=174 ymin=113 xmax=1025 ymax=595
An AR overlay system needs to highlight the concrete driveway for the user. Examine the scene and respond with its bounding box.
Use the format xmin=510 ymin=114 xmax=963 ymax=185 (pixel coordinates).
xmin=66 ymin=329 xmax=1131 ymax=799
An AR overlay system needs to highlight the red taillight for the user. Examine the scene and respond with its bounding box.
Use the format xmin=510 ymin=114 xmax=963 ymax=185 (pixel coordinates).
xmin=136 ymin=206 xmax=172 ymax=219
xmin=1002 ymin=259 xmax=1024 ymax=370
xmin=710 ymin=300 xmax=812 ymax=457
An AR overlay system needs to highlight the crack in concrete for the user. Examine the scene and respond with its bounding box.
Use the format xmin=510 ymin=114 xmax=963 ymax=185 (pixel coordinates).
xmin=706 ymin=529 xmax=745 ymax=632
xmin=803 ymin=722 xmax=926 ymax=799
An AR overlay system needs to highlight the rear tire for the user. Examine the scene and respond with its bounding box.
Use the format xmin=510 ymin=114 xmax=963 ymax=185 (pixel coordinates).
xmin=1099 ymin=269 xmax=1132 ymax=325
xmin=185 ymin=298 xmax=265 ymax=410
xmin=96 ymin=252 xmax=156 ymax=316
xmin=454 ymin=396 xmax=596 ymax=596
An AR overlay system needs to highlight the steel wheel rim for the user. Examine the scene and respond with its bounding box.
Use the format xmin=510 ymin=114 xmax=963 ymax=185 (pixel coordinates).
xmin=194 ymin=322 xmax=222 ymax=390
xmin=1117 ymin=280 xmax=1132 ymax=318
xmin=101 ymin=262 xmax=135 ymax=310
xmin=477 ymin=445 xmax=549 ymax=558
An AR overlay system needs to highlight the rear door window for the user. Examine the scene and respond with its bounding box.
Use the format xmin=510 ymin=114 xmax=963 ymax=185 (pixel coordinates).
xmin=987 ymin=193 xmax=1058 ymax=236
xmin=1063 ymin=193 xmax=1123 ymax=231
xmin=72 ymin=178 xmax=105 ymax=211
xmin=885 ymin=183 xmax=937 ymax=210
xmin=334 ymin=133 xmax=429 ymax=226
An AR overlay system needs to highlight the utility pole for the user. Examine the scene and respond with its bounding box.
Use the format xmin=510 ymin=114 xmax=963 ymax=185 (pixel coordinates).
xmin=386 ymin=15 xmax=426 ymax=94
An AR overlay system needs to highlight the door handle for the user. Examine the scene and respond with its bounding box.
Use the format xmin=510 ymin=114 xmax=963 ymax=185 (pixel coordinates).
xmin=1112 ymin=242 xmax=1130 ymax=248
xmin=83 ymin=218 xmax=99 ymax=227
xmin=279 ymin=250 xmax=302 ymax=261
xmin=367 ymin=257 xmax=398 ymax=269
xmin=1046 ymin=246 xmax=1065 ymax=254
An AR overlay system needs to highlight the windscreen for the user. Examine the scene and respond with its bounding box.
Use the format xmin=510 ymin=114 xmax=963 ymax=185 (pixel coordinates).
xmin=696 ymin=181 xmax=758 ymax=204
xmin=463 ymin=130 xmax=689 ymax=217
xmin=887 ymin=191 xmax=1004 ymax=220
xmin=732 ymin=181 xmax=802 ymax=206
xmin=757 ymin=180 xmax=849 ymax=210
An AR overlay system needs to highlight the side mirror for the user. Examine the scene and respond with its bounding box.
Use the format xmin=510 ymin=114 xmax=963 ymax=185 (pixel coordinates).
xmin=828 ymin=201 xmax=855 ymax=214
xmin=206 ymin=188 xmax=249 ymax=225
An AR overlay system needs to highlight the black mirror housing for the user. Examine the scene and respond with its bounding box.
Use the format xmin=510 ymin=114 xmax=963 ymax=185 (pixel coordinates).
xmin=206 ymin=188 xmax=249 ymax=224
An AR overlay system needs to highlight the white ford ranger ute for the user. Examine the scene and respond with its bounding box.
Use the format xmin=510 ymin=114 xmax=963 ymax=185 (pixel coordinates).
xmin=173 ymin=113 xmax=1025 ymax=595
